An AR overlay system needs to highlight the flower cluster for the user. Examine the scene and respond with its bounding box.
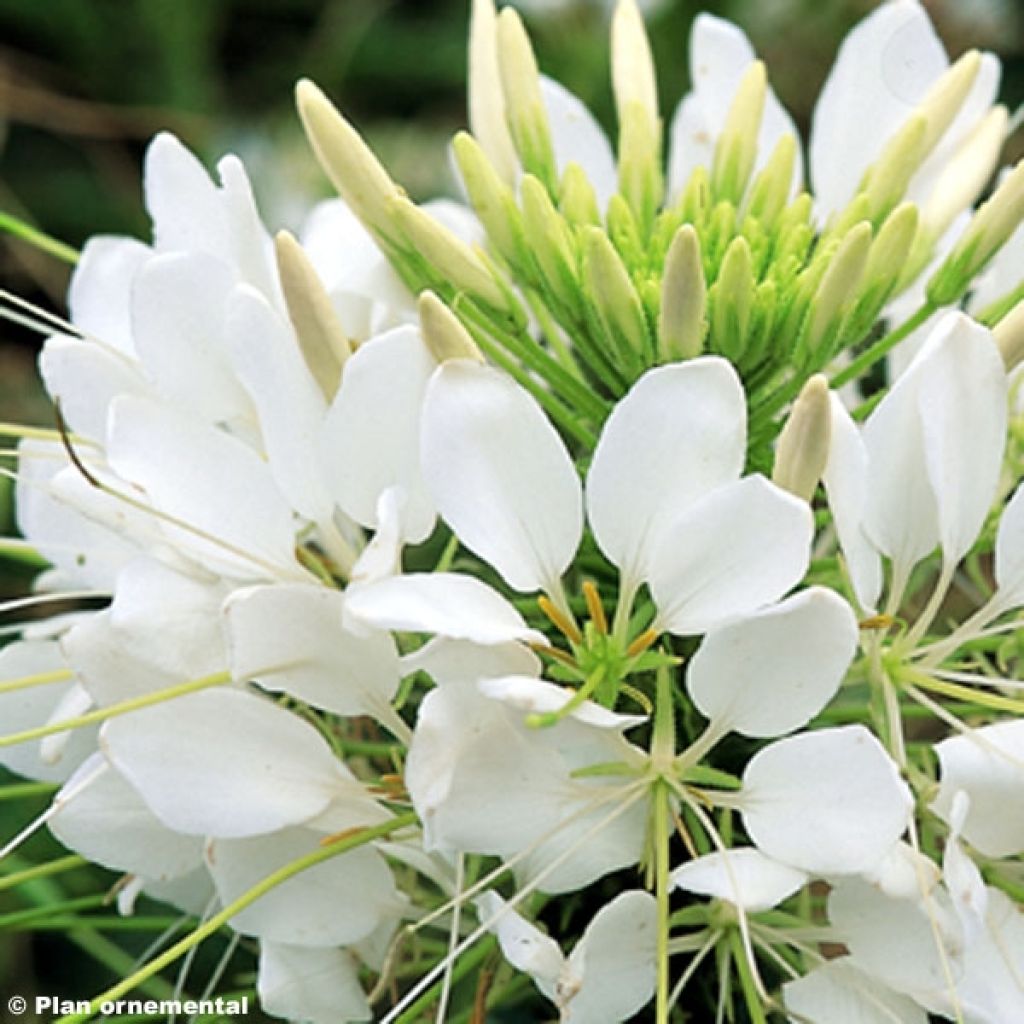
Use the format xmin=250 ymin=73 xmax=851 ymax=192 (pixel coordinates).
xmin=2 ymin=1 xmax=1024 ymax=1022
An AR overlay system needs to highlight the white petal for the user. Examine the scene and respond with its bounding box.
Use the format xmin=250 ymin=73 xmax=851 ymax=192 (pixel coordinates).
xmin=586 ymin=359 xmax=745 ymax=587
xmin=208 ymin=826 xmax=398 ymax=946
xmin=809 ymin=0 xmax=948 ymax=219
xmin=914 ymin=313 xmax=1006 ymax=566
xmin=828 ymin=878 xmax=961 ymax=999
xmin=784 ymin=960 xmax=929 ymax=1024
xmin=69 ymin=236 xmax=152 ymax=356
xmin=741 ymin=726 xmax=912 ymax=875
xmin=49 ymin=759 xmax=203 ymax=881
xmin=225 ymin=584 xmax=402 ymax=724
xmin=0 ymin=641 xmax=97 ymax=783
xmin=476 ymin=891 xmax=563 ymax=997
xmin=421 ymin=361 xmax=583 ymax=592
xmin=648 ymin=475 xmax=813 ymax=635
xmin=933 ymin=721 xmax=1024 ymax=858
xmin=563 ymin=891 xmax=657 ymax=1023
xmin=217 ymin=154 xmax=281 ymax=303
xmin=400 ymin=636 xmax=540 ymax=686
xmin=671 ymin=849 xmax=807 ymax=912
xmin=822 ymin=394 xmax=883 ymax=610
xmin=540 ymin=76 xmax=617 ymax=211
xmin=258 ymin=941 xmax=370 ymax=1024
xmin=226 ymin=286 xmax=332 ymax=523
xmin=954 ymin=887 xmax=1024 ymax=1023
xmin=994 ymin=483 xmax=1024 ymax=610
xmin=686 ymin=588 xmax=857 ymax=738
xmin=479 ymin=676 xmax=646 ymax=731
xmin=323 ymin=326 xmax=436 ymax=543
xmin=346 ymin=573 xmax=545 ymax=646
xmin=39 ymin=336 xmax=149 ymax=444
xmin=131 ymin=251 xmax=254 ymax=427
xmin=106 ymin=395 xmax=302 ymax=580
xmin=101 ymin=689 xmax=346 ymax=837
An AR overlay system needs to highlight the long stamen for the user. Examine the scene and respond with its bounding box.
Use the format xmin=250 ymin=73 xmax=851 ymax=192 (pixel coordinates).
xmin=537 ymin=594 xmax=582 ymax=646
xmin=0 ymin=667 xmax=73 ymax=695
xmin=582 ymin=580 xmax=608 ymax=634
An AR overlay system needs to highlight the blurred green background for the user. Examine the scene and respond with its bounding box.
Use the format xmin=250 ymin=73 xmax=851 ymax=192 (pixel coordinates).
xmin=0 ymin=0 xmax=1022 ymax=1017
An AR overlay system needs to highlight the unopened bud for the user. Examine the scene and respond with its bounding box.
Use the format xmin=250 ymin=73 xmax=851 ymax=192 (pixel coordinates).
xmin=611 ymin=0 xmax=658 ymax=125
xmin=560 ymin=162 xmax=602 ymax=226
xmin=658 ymin=224 xmax=706 ymax=360
xmin=994 ymin=299 xmax=1024 ymax=372
xmin=772 ymin=374 xmax=831 ymax=501
xmin=917 ymin=50 xmax=983 ymax=155
xmin=497 ymin=8 xmax=557 ymax=194
xmin=859 ymin=115 xmax=928 ymax=222
xmin=452 ymin=131 xmax=527 ymax=266
xmin=806 ymin=221 xmax=872 ymax=354
xmin=923 ymin=107 xmax=1008 ymax=239
xmin=928 ymin=160 xmax=1024 ymax=306
xmin=709 ymin=235 xmax=754 ymax=361
xmin=745 ymin=134 xmax=797 ymax=229
xmin=418 ymin=291 xmax=484 ymax=363
xmin=389 ymin=195 xmax=512 ymax=315
xmin=295 ymin=79 xmax=401 ymax=238
xmin=274 ymin=231 xmax=351 ymax=399
xmin=521 ymin=174 xmax=583 ymax=315
xmin=583 ymin=226 xmax=651 ymax=367
xmin=711 ymin=61 xmax=767 ymax=204
xmin=468 ymin=0 xmax=519 ymax=185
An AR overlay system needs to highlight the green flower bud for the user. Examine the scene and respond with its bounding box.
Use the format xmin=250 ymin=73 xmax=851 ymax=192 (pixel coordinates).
xmin=745 ymin=134 xmax=798 ymax=231
xmin=559 ymin=162 xmax=602 ymax=227
xmin=468 ymin=0 xmax=519 ymax=185
xmin=927 ymin=160 xmax=1024 ymax=307
xmin=711 ymin=61 xmax=767 ymax=205
xmin=521 ymin=174 xmax=584 ymax=316
xmin=496 ymin=8 xmax=558 ymax=195
xmin=274 ymin=230 xmax=350 ymax=400
xmin=805 ymin=221 xmax=872 ymax=357
xmin=709 ymin=236 xmax=755 ymax=361
xmin=658 ymin=224 xmax=706 ymax=361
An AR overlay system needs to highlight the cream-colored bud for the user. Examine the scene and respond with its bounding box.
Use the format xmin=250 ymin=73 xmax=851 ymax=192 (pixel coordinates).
xmin=711 ymin=61 xmax=766 ymax=204
xmin=860 ymin=115 xmax=928 ymax=221
xmin=772 ymin=374 xmax=831 ymax=501
xmin=863 ymin=203 xmax=919 ymax=292
xmin=274 ymin=231 xmax=351 ymax=400
xmin=928 ymin=159 xmax=1024 ymax=306
xmin=560 ymin=162 xmax=602 ymax=226
xmin=295 ymin=79 xmax=401 ymax=237
xmin=521 ymin=174 xmax=582 ymax=313
xmin=658 ymin=224 xmax=706 ymax=361
xmin=917 ymin=50 xmax=983 ymax=155
xmin=806 ymin=222 xmax=872 ymax=352
xmin=468 ymin=0 xmax=519 ymax=185
xmin=496 ymin=8 xmax=557 ymax=193
xmin=583 ymin=226 xmax=650 ymax=365
xmin=923 ymin=107 xmax=1009 ymax=239
xmin=611 ymin=0 xmax=658 ymax=125
xmin=388 ymin=196 xmax=511 ymax=314
xmin=418 ymin=291 xmax=484 ymax=364
xmin=994 ymin=300 xmax=1024 ymax=372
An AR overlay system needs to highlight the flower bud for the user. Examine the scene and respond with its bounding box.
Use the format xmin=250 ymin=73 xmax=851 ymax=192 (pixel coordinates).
xmin=923 ymin=107 xmax=1008 ymax=240
xmin=772 ymin=374 xmax=831 ymax=501
xmin=859 ymin=115 xmax=928 ymax=223
xmin=418 ymin=291 xmax=485 ymax=363
xmin=468 ymin=0 xmax=518 ymax=185
xmin=559 ymin=162 xmax=602 ymax=227
xmin=658 ymin=224 xmax=706 ymax=361
xmin=274 ymin=230 xmax=350 ymax=399
xmin=745 ymin=134 xmax=798 ymax=230
xmin=521 ymin=174 xmax=584 ymax=316
xmin=927 ymin=160 xmax=1024 ymax=306
xmin=711 ymin=61 xmax=767 ymax=204
xmin=295 ymin=79 xmax=401 ymax=240
xmin=612 ymin=0 xmax=662 ymax=230
xmin=496 ymin=7 xmax=557 ymax=195
xmin=388 ymin=195 xmax=513 ymax=316
xmin=994 ymin=299 xmax=1024 ymax=372
xmin=805 ymin=221 xmax=872 ymax=355
xmin=452 ymin=131 xmax=527 ymax=267
xmin=709 ymin=235 xmax=754 ymax=361
xmin=583 ymin=226 xmax=651 ymax=368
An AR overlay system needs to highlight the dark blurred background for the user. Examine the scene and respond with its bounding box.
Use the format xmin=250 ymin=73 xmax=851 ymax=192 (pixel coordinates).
xmin=0 ymin=0 xmax=1021 ymax=1014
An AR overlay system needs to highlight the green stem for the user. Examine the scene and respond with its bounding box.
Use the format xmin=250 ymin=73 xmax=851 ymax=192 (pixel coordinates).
xmin=0 ymin=854 xmax=85 ymax=891
xmin=653 ymin=778 xmax=671 ymax=1024
xmin=730 ymin=928 xmax=768 ymax=1024
xmin=830 ymin=302 xmax=936 ymax=389
xmin=0 ymin=211 xmax=80 ymax=264
xmin=54 ymin=812 xmax=419 ymax=1024
xmin=392 ymin=935 xmax=497 ymax=1023
xmin=0 ymin=780 xmax=60 ymax=802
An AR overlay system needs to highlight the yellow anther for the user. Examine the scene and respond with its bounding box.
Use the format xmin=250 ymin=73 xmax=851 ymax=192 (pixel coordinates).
xmin=538 ymin=594 xmax=583 ymax=646
xmin=859 ymin=614 xmax=895 ymax=631
xmin=626 ymin=627 xmax=659 ymax=659
xmin=582 ymin=580 xmax=609 ymax=635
